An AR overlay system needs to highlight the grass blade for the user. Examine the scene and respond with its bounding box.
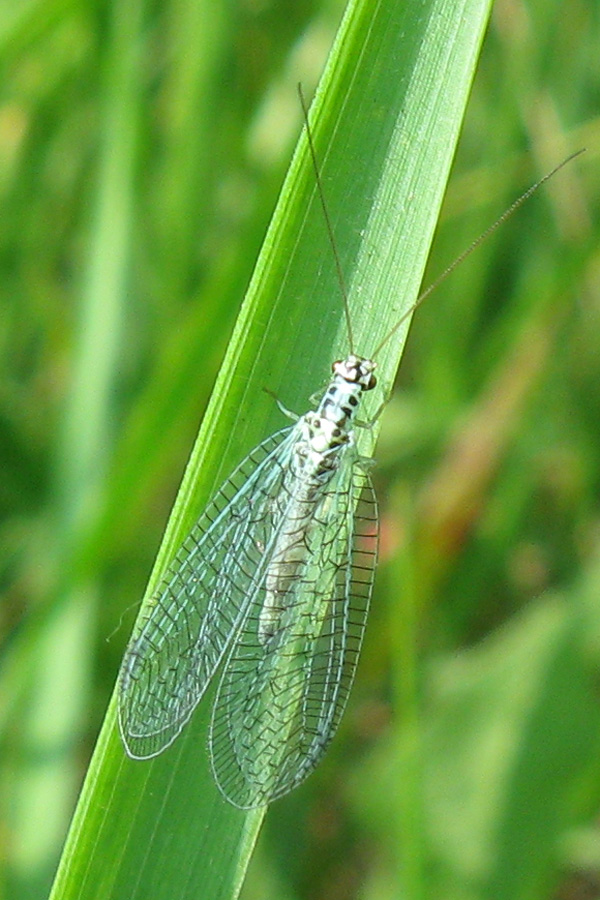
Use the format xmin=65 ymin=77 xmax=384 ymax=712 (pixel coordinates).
xmin=49 ymin=0 xmax=493 ymax=897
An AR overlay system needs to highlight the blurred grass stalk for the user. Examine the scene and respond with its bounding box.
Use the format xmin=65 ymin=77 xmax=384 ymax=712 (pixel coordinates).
xmin=7 ymin=2 xmax=144 ymax=894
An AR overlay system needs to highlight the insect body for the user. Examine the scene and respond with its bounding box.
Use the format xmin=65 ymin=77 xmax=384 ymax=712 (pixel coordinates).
xmin=119 ymin=355 xmax=379 ymax=808
xmin=117 ymin=83 xmax=581 ymax=807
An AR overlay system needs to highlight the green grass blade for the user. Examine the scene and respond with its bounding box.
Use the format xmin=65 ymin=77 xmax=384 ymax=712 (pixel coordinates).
xmin=50 ymin=0 xmax=493 ymax=897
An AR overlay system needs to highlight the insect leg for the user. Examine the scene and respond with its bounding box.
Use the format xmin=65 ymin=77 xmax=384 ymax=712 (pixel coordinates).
xmin=262 ymin=387 xmax=300 ymax=422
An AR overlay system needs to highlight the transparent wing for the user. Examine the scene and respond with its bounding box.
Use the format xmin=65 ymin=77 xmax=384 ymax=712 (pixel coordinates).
xmin=209 ymin=458 xmax=378 ymax=808
xmin=118 ymin=426 xmax=296 ymax=759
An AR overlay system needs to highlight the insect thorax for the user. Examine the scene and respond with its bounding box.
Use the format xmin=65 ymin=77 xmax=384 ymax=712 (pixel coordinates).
xmin=303 ymin=354 xmax=377 ymax=455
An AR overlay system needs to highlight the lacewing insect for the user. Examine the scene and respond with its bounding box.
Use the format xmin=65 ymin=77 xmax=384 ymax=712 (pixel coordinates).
xmin=118 ymin=87 xmax=583 ymax=808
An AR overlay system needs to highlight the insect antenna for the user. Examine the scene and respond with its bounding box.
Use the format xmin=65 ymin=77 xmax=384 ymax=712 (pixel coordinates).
xmin=298 ymin=83 xmax=355 ymax=354
xmin=371 ymin=147 xmax=586 ymax=358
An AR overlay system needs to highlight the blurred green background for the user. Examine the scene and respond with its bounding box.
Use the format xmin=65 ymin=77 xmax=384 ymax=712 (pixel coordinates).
xmin=0 ymin=0 xmax=599 ymax=899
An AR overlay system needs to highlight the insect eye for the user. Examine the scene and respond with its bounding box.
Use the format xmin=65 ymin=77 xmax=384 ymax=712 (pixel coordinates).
xmin=366 ymin=374 xmax=377 ymax=390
